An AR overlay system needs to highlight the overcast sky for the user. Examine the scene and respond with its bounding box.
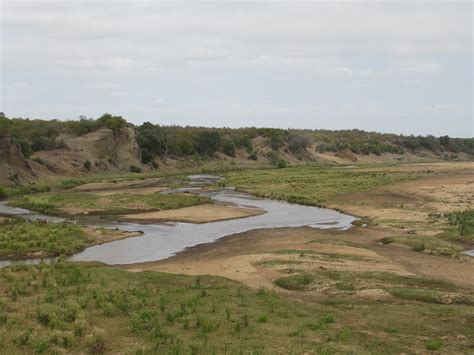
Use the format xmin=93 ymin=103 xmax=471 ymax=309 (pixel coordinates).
xmin=1 ymin=1 xmax=472 ymax=137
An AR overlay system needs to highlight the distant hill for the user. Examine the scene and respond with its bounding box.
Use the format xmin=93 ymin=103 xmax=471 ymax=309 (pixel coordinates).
xmin=0 ymin=113 xmax=473 ymax=184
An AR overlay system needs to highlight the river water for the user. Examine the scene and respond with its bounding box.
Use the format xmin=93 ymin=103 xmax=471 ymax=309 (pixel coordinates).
xmin=0 ymin=175 xmax=356 ymax=267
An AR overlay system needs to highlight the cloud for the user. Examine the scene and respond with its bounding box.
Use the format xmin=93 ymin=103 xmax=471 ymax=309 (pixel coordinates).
xmin=0 ymin=1 xmax=472 ymax=137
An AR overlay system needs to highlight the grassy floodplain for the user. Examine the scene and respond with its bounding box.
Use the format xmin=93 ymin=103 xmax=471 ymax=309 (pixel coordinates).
xmin=8 ymin=192 xmax=209 ymax=217
xmin=221 ymin=164 xmax=421 ymax=206
xmin=0 ymin=161 xmax=473 ymax=353
xmin=0 ymin=261 xmax=473 ymax=354
xmin=0 ymin=218 xmax=89 ymax=259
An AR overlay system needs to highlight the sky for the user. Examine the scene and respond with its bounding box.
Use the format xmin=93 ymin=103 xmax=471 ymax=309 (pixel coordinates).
xmin=0 ymin=1 xmax=472 ymax=137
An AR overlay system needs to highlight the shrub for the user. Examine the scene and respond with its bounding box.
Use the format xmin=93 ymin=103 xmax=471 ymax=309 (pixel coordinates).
xmin=337 ymin=327 xmax=352 ymax=342
xmin=222 ymin=140 xmax=236 ymax=157
xmin=83 ymin=160 xmax=92 ymax=171
xmin=426 ymin=339 xmax=443 ymax=351
xmin=86 ymin=328 xmax=106 ymax=354
xmin=412 ymin=242 xmax=425 ymax=252
xmin=129 ymin=165 xmax=142 ymax=173
xmin=248 ymin=151 xmax=258 ymax=160
xmin=274 ymin=274 xmax=313 ymax=291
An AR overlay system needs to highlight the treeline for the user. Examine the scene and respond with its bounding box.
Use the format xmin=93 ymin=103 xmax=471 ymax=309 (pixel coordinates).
xmin=1 ymin=114 xmax=473 ymax=162
xmin=0 ymin=114 xmax=127 ymax=157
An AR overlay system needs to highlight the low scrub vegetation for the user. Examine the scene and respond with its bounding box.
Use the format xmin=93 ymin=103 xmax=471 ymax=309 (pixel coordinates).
xmin=444 ymin=209 xmax=474 ymax=243
xmin=1 ymin=114 xmax=473 ymax=163
xmin=2 ymin=262 xmax=470 ymax=353
xmin=0 ymin=218 xmax=89 ymax=259
xmin=8 ymin=191 xmax=209 ymax=216
xmin=222 ymin=165 xmax=419 ymax=206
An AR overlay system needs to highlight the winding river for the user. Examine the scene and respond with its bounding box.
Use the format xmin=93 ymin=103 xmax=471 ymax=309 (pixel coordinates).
xmin=0 ymin=175 xmax=357 ymax=267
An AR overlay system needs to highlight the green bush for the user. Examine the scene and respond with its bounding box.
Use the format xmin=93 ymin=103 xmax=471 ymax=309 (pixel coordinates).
xmin=83 ymin=160 xmax=92 ymax=171
xmin=129 ymin=165 xmax=142 ymax=173
xmin=426 ymin=339 xmax=443 ymax=351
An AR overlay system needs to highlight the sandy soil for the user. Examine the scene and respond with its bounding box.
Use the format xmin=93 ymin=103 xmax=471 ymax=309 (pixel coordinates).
xmin=121 ymin=204 xmax=266 ymax=224
xmin=83 ymin=226 xmax=143 ymax=246
xmin=126 ymin=164 xmax=474 ymax=294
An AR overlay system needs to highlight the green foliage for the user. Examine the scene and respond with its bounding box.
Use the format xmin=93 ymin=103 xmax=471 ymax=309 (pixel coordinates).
xmin=97 ymin=113 xmax=126 ymax=133
xmin=274 ymin=274 xmax=314 ymax=291
xmin=247 ymin=151 xmax=258 ymax=160
xmin=194 ymin=131 xmax=222 ymax=156
xmin=445 ymin=210 xmax=474 ymax=241
xmin=0 ymin=218 xmax=89 ymax=258
xmin=0 ymin=262 xmax=472 ymax=353
xmin=224 ymin=165 xmax=418 ymax=206
xmin=426 ymin=339 xmax=443 ymax=351
xmin=129 ymin=165 xmax=142 ymax=173
xmin=8 ymin=191 xmax=210 ymax=216
xmin=83 ymin=160 xmax=92 ymax=171
xmin=222 ymin=140 xmax=236 ymax=157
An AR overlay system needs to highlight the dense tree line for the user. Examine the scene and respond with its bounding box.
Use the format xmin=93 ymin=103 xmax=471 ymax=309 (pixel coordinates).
xmin=0 ymin=114 xmax=472 ymax=162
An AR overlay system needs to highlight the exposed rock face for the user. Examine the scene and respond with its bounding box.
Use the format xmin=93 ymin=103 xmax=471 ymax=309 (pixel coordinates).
xmin=0 ymin=135 xmax=35 ymax=183
xmin=29 ymin=126 xmax=142 ymax=177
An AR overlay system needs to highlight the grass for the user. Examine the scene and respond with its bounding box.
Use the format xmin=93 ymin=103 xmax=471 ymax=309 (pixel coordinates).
xmin=274 ymin=273 xmax=314 ymax=290
xmin=0 ymin=218 xmax=90 ymax=259
xmin=379 ymin=235 xmax=461 ymax=257
xmin=443 ymin=209 xmax=474 ymax=243
xmin=8 ymin=191 xmax=210 ymax=216
xmin=271 ymin=249 xmax=374 ymax=262
xmin=309 ymin=238 xmax=366 ymax=248
xmin=0 ymin=262 xmax=346 ymax=353
xmin=387 ymin=288 xmax=443 ymax=304
xmin=0 ymin=262 xmax=472 ymax=353
xmin=222 ymin=165 xmax=421 ymax=206
xmin=273 ymin=270 xmax=471 ymax=304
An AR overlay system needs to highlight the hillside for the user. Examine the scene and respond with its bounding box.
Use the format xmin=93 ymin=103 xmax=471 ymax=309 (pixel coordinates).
xmin=0 ymin=114 xmax=472 ymax=184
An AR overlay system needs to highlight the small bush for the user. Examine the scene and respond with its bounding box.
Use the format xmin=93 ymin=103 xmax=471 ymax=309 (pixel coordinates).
xmin=248 ymin=151 xmax=258 ymax=160
xmin=83 ymin=160 xmax=92 ymax=171
xmin=412 ymin=242 xmax=425 ymax=252
xmin=426 ymin=339 xmax=443 ymax=351
xmin=86 ymin=328 xmax=106 ymax=354
xmin=129 ymin=165 xmax=142 ymax=173
xmin=274 ymin=274 xmax=314 ymax=291
xmin=337 ymin=327 xmax=352 ymax=342
xmin=257 ymin=314 xmax=268 ymax=323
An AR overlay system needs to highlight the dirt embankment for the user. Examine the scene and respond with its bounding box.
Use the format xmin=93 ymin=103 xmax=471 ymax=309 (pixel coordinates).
xmin=30 ymin=126 xmax=141 ymax=176
xmin=0 ymin=135 xmax=36 ymax=184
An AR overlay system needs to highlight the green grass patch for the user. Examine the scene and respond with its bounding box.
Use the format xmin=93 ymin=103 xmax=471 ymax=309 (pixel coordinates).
xmin=443 ymin=209 xmax=474 ymax=243
xmin=0 ymin=218 xmax=90 ymax=259
xmin=0 ymin=262 xmax=472 ymax=353
xmin=387 ymin=288 xmax=443 ymax=304
xmin=222 ymin=165 xmax=420 ymax=206
xmin=8 ymin=191 xmax=209 ymax=216
xmin=274 ymin=274 xmax=314 ymax=291
xmin=310 ymin=239 xmax=366 ymax=248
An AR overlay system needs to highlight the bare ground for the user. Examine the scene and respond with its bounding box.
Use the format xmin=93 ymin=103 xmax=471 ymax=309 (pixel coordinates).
xmin=121 ymin=204 xmax=266 ymax=224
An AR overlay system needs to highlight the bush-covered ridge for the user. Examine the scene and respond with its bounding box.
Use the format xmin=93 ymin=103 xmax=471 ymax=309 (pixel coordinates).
xmin=1 ymin=113 xmax=473 ymax=163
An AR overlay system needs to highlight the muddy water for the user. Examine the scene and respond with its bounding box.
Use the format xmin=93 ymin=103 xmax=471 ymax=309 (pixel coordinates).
xmin=0 ymin=175 xmax=356 ymax=267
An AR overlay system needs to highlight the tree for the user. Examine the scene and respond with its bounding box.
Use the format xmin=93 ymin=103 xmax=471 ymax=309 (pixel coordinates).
xmin=222 ymin=140 xmax=236 ymax=157
xmin=194 ymin=131 xmax=222 ymax=156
